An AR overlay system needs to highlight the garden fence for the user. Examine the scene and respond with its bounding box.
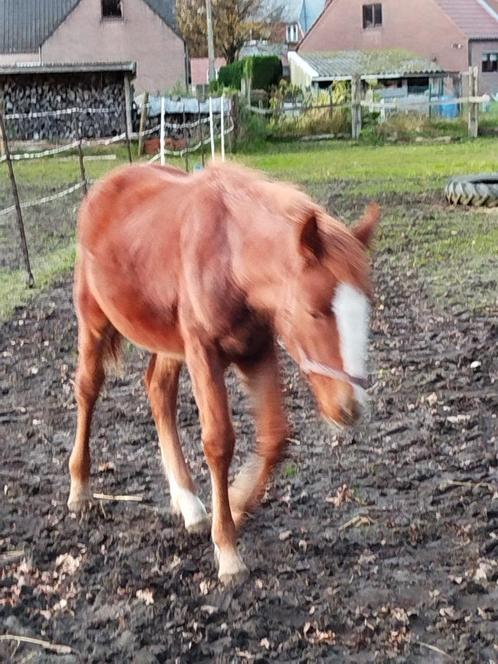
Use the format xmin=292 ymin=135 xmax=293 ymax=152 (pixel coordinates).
xmin=248 ymin=67 xmax=489 ymax=140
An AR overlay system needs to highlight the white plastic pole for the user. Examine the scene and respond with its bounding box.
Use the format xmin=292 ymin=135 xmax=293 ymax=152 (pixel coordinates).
xmin=220 ymin=93 xmax=225 ymax=161
xmin=160 ymin=96 xmax=165 ymax=165
xmin=209 ymin=97 xmax=215 ymax=160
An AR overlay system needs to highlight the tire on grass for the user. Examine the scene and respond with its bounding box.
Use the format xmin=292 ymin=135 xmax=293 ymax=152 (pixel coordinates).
xmin=445 ymin=174 xmax=498 ymax=207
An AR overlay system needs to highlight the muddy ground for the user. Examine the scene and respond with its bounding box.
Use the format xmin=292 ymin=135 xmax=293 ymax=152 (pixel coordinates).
xmin=1 ymin=195 xmax=498 ymax=662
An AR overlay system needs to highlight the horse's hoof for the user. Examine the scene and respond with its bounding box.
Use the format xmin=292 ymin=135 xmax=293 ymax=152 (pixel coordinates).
xmin=67 ymin=486 xmax=92 ymax=513
xmin=186 ymin=515 xmax=211 ymax=535
xmin=217 ymin=549 xmax=249 ymax=586
xmin=171 ymin=489 xmax=209 ymax=533
xmin=219 ymin=563 xmax=249 ymax=587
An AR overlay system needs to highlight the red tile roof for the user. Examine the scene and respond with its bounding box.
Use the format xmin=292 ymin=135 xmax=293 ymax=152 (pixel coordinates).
xmin=433 ymin=0 xmax=498 ymax=39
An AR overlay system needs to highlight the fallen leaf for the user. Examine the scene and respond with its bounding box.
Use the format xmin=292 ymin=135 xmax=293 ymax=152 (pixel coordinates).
xmin=326 ymin=484 xmax=353 ymax=507
xmin=136 ymin=588 xmax=154 ymax=605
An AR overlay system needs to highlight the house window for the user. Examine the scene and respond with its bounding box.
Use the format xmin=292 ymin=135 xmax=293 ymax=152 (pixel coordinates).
xmin=102 ymin=0 xmax=123 ymax=19
xmin=363 ymin=4 xmax=382 ymax=28
xmin=286 ymin=23 xmax=299 ymax=43
xmin=482 ymin=52 xmax=498 ymax=73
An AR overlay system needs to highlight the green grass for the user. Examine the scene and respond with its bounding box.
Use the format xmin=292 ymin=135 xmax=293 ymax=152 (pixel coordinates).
xmin=238 ymin=138 xmax=498 ymax=189
xmin=378 ymin=206 xmax=498 ymax=310
xmin=8 ymin=144 xmax=132 ymax=186
xmin=0 ymin=243 xmax=76 ymax=319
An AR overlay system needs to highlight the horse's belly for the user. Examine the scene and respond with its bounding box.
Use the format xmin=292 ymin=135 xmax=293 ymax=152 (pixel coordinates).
xmin=89 ymin=267 xmax=184 ymax=356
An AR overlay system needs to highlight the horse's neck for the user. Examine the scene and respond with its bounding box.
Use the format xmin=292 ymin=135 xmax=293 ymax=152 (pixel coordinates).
xmin=235 ymin=221 xmax=296 ymax=316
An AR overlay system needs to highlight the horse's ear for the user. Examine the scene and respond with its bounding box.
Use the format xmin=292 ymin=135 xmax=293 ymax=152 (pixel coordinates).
xmin=299 ymin=211 xmax=323 ymax=263
xmin=353 ymin=203 xmax=381 ymax=249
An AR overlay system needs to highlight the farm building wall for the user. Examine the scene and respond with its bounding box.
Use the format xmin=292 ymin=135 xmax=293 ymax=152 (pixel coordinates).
xmin=470 ymin=40 xmax=498 ymax=94
xmin=41 ymin=0 xmax=185 ymax=94
xmin=299 ymin=0 xmax=469 ymax=73
xmin=0 ymin=71 xmax=127 ymax=140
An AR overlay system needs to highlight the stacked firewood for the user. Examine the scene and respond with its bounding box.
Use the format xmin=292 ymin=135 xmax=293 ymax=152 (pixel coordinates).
xmin=1 ymin=75 xmax=126 ymax=141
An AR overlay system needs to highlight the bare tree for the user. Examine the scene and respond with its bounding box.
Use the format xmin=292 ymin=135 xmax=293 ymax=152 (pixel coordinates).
xmin=177 ymin=0 xmax=281 ymax=64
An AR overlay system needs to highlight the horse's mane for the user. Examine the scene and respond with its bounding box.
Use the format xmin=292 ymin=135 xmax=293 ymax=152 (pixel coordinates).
xmin=200 ymin=161 xmax=365 ymax=270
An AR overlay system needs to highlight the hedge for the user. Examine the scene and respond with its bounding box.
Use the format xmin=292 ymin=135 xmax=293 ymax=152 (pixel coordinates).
xmin=217 ymin=56 xmax=282 ymax=91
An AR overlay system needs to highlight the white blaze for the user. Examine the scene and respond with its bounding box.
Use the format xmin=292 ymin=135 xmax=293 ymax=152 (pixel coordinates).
xmin=332 ymin=283 xmax=370 ymax=403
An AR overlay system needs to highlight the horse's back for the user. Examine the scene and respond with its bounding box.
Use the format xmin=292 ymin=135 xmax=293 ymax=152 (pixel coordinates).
xmin=77 ymin=164 xmax=187 ymax=250
xmin=75 ymin=164 xmax=189 ymax=354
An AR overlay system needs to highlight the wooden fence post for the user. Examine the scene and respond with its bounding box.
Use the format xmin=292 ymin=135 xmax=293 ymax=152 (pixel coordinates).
xmin=0 ymin=111 xmax=35 ymax=288
xmin=123 ymin=81 xmax=132 ymax=164
xmin=468 ymin=66 xmax=479 ymax=139
xmin=78 ymin=139 xmax=88 ymax=195
xmin=351 ymin=75 xmax=362 ymax=140
xmin=231 ymin=94 xmax=240 ymax=151
xmin=123 ymin=74 xmax=133 ymax=146
xmin=0 ymin=94 xmax=4 ymax=158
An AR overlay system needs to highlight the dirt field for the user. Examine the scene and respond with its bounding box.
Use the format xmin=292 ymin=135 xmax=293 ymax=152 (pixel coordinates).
xmin=1 ymin=186 xmax=497 ymax=662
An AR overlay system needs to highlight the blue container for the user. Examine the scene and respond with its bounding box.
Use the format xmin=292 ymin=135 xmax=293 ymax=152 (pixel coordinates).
xmin=439 ymin=95 xmax=458 ymax=119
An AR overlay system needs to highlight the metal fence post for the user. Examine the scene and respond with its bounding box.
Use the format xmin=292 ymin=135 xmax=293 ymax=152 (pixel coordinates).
xmin=220 ymin=92 xmax=225 ymax=161
xmin=351 ymin=75 xmax=362 ymax=140
xmin=198 ymin=98 xmax=205 ymax=167
xmin=160 ymin=96 xmax=165 ymax=165
xmin=137 ymin=91 xmax=149 ymax=157
xmin=182 ymin=102 xmax=189 ymax=172
xmin=209 ymin=96 xmax=215 ymax=160
xmin=0 ymin=110 xmax=35 ymax=288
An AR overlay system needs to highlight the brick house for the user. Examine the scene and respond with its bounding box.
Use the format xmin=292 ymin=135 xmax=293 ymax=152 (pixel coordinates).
xmin=0 ymin=0 xmax=187 ymax=93
xmin=299 ymin=0 xmax=498 ymax=93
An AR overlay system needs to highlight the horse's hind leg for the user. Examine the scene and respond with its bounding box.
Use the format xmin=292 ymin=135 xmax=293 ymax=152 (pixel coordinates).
xmin=230 ymin=347 xmax=289 ymax=529
xmin=68 ymin=313 xmax=114 ymax=512
xmin=145 ymin=354 xmax=209 ymax=533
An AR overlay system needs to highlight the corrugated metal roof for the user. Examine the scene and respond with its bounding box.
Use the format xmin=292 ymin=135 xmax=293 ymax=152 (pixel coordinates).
xmin=433 ymin=0 xmax=498 ymax=39
xmin=0 ymin=0 xmax=81 ymax=53
xmin=0 ymin=61 xmax=136 ymax=75
xmin=297 ymin=49 xmax=445 ymax=79
xmin=0 ymin=0 xmax=177 ymax=54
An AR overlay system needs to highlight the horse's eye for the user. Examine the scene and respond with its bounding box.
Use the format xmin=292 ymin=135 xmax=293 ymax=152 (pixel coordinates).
xmin=309 ymin=310 xmax=326 ymax=320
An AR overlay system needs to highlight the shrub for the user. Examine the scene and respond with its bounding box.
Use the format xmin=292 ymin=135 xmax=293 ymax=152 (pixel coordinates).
xmin=235 ymin=107 xmax=269 ymax=152
xmin=246 ymin=56 xmax=282 ymax=91
xmin=218 ymin=56 xmax=283 ymax=92
xmin=218 ymin=60 xmax=245 ymax=90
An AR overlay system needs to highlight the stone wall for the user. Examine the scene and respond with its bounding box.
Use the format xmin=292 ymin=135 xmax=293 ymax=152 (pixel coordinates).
xmin=0 ymin=72 xmax=127 ymax=140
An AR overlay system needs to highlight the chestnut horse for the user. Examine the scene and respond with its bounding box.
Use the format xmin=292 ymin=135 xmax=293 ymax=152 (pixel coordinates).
xmin=68 ymin=162 xmax=380 ymax=585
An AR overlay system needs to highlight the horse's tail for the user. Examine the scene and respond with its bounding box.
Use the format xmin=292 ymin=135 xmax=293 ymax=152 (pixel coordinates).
xmin=103 ymin=328 xmax=124 ymax=375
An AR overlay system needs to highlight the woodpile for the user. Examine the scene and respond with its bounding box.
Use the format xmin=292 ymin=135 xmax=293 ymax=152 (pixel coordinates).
xmin=1 ymin=73 xmax=126 ymax=141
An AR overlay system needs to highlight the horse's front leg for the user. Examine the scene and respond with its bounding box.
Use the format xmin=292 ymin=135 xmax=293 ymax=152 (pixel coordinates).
xmin=185 ymin=340 xmax=248 ymax=585
xmin=230 ymin=347 xmax=289 ymax=529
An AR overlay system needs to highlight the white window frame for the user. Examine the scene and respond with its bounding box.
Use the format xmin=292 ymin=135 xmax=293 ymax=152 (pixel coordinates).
xmin=286 ymin=23 xmax=299 ymax=43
